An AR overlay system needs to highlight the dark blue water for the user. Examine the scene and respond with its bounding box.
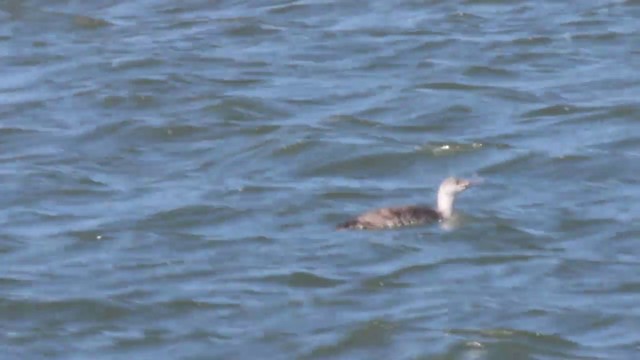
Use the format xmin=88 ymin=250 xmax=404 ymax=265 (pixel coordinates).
xmin=2 ymin=1 xmax=640 ymax=359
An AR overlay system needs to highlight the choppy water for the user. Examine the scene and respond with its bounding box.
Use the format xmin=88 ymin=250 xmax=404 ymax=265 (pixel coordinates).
xmin=2 ymin=0 xmax=640 ymax=359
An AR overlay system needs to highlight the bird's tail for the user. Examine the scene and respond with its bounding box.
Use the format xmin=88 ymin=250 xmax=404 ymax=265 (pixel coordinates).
xmin=336 ymin=219 xmax=358 ymax=230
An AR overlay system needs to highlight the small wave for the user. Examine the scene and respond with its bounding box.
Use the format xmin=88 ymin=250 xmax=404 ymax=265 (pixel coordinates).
xmin=79 ymin=118 xmax=212 ymax=145
xmin=224 ymin=22 xmax=282 ymax=37
xmin=521 ymin=104 xmax=595 ymax=118
xmin=323 ymin=115 xmax=381 ymax=127
xmin=447 ymin=327 xmax=577 ymax=347
xmin=571 ymin=31 xmax=625 ymax=42
xmin=110 ymin=56 xmax=164 ymax=71
xmin=320 ymin=190 xmax=380 ymax=201
xmin=101 ymin=93 xmax=156 ymax=108
xmin=204 ymin=96 xmax=291 ymax=122
xmin=302 ymin=151 xmax=415 ymax=177
xmin=361 ymin=254 xmax=535 ymax=288
xmin=478 ymin=152 xmax=540 ymax=175
xmin=136 ymin=205 xmax=242 ymax=230
xmin=271 ymin=139 xmax=318 ymax=157
xmin=259 ymin=271 xmax=345 ymax=288
xmin=0 ymin=298 xmax=131 ymax=320
xmin=417 ymin=141 xmax=490 ymax=156
xmin=511 ymin=36 xmax=554 ymax=46
xmin=416 ymin=82 xmax=489 ymax=92
xmin=73 ymin=15 xmax=111 ymax=29
xmin=305 ymin=318 xmax=398 ymax=358
xmin=463 ymin=65 xmax=517 ymax=78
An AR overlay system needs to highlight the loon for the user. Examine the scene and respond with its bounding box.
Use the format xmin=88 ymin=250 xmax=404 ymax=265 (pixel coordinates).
xmin=336 ymin=177 xmax=474 ymax=230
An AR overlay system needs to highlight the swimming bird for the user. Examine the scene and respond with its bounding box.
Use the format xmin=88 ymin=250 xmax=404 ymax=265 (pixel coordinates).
xmin=336 ymin=177 xmax=473 ymax=230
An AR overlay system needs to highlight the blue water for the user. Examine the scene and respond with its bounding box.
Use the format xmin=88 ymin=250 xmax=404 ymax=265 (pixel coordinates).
xmin=2 ymin=1 xmax=640 ymax=359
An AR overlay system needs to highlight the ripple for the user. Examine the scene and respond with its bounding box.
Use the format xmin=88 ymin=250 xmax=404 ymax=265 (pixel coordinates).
xmin=204 ymin=96 xmax=291 ymax=122
xmin=73 ymin=15 xmax=111 ymax=29
xmin=137 ymin=205 xmax=240 ymax=229
xmin=614 ymin=282 xmax=640 ymax=293
xmin=301 ymin=151 xmax=416 ymax=177
xmin=271 ymin=139 xmax=319 ymax=157
xmin=101 ymin=94 xmax=156 ymax=108
xmin=463 ymin=65 xmax=517 ymax=78
xmin=323 ymin=115 xmax=381 ymax=127
xmin=78 ymin=119 xmax=213 ymax=146
xmin=477 ymin=152 xmax=539 ymax=174
xmin=159 ymin=298 xmax=240 ymax=311
xmin=65 ymin=229 xmax=108 ymax=242
xmin=511 ymin=35 xmax=554 ymax=46
xmin=416 ymin=82 xmax=488 ymax=92
xmin=0 ymin=298 xmax=131 ymax=321
xmin=0 ymin=127 xmax=42 ymax=136
xmin=267 ymin=2 xmax=319 ymax=15
xmin=305 ymin=319 xmax=397 ymax=358
xmin=261 ymin=271 xmax=345 ymax=288
xmin=416 ymin=141 xmax=492 ymax=156
xmin=520 ymin=104 xmax=593 ymax=118
xmin=320 ymin=190 xmax=379 ymax=201
xmin=361 ymin=255 xmax=536 ymax=287
xmin=448 ymin=328 xmax=576 ymax=345
xmin=110 ymin=56 xmax=164 ymax=71
xmin=572 ymin=31 xmax=624 ymax=42
xmin=0 ymin=277 xmax=30 ymax=287
xmin=443 ymin=328 xmax=579 ymax=359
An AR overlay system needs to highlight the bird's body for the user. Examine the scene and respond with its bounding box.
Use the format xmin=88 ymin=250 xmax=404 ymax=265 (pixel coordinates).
xmin=336 ymin=205 xmax=440 ymax=230
xmin=336 ymin=177 xmax=474 ymax=230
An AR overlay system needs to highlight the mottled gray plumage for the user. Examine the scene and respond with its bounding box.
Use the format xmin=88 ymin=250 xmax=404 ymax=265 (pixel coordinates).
xmin=336 ymin=177 xmax=472 ymax=230
xmin=337 ymin=206 xmax=440 ymax=230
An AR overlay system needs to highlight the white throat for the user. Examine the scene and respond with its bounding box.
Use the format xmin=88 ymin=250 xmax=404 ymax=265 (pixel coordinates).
xmin=437 ymin=190 xmax=455 ymax=219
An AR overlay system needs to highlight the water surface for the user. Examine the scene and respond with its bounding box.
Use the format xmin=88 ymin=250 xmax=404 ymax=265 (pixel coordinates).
xmin=2 ymin=0 xmax=640 ymax=359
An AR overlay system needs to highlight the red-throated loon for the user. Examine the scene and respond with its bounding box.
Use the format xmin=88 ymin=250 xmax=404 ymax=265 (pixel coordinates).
xmin=336 ymin=177 xmax=474 ymax=230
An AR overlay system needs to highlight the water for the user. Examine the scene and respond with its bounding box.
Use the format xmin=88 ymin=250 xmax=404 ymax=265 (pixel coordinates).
xmin=2 ymin=0 xmax=640 ymax=359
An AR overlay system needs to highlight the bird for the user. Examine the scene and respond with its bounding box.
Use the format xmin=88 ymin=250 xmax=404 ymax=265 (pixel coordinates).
xmin=336 ymin=177 xmax=474 ymax=230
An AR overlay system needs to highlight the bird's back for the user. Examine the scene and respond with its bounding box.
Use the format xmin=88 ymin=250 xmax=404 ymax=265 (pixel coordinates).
xmin=336 ymin=205 xmax=441 ymax=230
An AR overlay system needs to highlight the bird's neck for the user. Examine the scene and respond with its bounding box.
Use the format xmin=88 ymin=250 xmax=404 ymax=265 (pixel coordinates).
xmin=437 ymin=191 xmax=455 ymax=219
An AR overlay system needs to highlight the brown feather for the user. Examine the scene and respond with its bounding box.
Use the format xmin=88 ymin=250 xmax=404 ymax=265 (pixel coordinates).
xmin=336 ymin=206 xmax=441 ymax=230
